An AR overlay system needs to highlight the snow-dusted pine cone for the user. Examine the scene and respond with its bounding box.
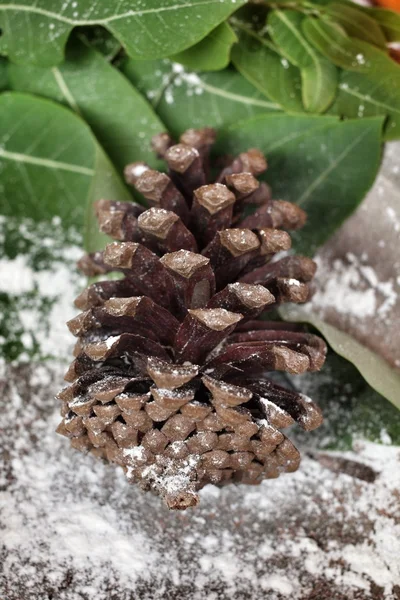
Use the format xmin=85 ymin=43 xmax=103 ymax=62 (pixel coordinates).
xmin=57 ymin=127 xmax=327 ymax=510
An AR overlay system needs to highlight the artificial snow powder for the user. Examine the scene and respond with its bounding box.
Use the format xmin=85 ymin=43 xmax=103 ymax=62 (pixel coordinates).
xmin=310 ymin=253 xmax=398 ymax=324
xmin=1 ymin=362 xmax=400 ymax=599
xmin=1 ymin=221 xmax=399 ymax=599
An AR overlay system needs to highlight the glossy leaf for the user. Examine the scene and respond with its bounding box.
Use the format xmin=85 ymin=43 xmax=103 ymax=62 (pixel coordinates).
xmin=336 ymin=68 xmax=400 ymax=141
xmin=268 ymin=10 xmax=315 ymax=69
xmin=217 ymin=115 xmax=383 ymax=254
xmin=171 ymin=22 xmax=237 ymax=71
xmin=121 ymin=58 xmax=280 ymax=136
xmin=324 ymin=2 xmax=387 ymax=49
xmin=281 ymin=306 xmax=400 ymax=412
xmin=302 ymin=16 xmax=389 ymax=72
xmin=266 ymin=10 xmax=338 ymax=113
xmin=231 ymin=26 xmax=304 ymax=113
xmin=0 ymin=0 xmax=245 ymax=66
xmin=0 ymin=93 xmax=131 ymax=250
xmin=8 ymin=39 xmax=165 ymax=174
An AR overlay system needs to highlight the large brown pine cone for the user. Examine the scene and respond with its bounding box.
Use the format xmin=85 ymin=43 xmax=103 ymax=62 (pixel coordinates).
xmin=57 ymin=128 xmax=327 ymax=510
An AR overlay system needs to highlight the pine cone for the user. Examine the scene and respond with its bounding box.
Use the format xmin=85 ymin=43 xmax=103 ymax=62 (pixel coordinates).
xmin=57 ymin=128 xmax=327 ymax=510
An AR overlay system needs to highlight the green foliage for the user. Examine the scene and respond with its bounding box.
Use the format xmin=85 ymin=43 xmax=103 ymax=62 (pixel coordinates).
xmin=302 ymin=17 xmax=385 ymax=72
xmin=171 ymin=22 xmax=237 ymax=71
xmin=323 ymin=2 xmax=387 ymax=48
xmin=8 ymin=39 xmax=165 ymax=176
xmin=336 ymin=69 xmax=400 ymax=141
xmin=268 ymin=10 xmax=317 ymax=68
xmin=1 ymin=0 xmax=399 ymax=136
xmin=0 ymin=0 xmax=245 ymax=66
xmin=122 ymin=59 xmax=280 ymax=135
xmin=267 ymin=9 xmax=338 ymax=113
xmin=231 ymin=25 xmax=304 ymax=112
xmin=0 ymin=93 xmax=130 ymax=244
xmin=299 ymin=21 xmax=400 ymax=140
xmin=217 ymin=114 xmax=383 ymax=254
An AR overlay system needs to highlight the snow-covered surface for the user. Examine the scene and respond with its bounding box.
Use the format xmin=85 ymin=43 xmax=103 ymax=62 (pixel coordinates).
xmin=0 ymin=220 xmax=399 ymax=600
xmin=1 ymin=158 xmax=400 ymax=600
xmin=0 ymin=216 xmax=83 ymax=362
xmin=1 ymin=361 xmax=399 ymax=600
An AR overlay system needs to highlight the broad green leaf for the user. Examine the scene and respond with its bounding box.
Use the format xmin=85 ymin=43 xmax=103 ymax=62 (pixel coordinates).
xmin=302 ymin=16 xmax=390 ymax=72
xmin=281 ymin=306 xmax=400 ymax=412
xmin=369 ymin=8 xmax=400 ymax=42
xmin=0 ymin=92 xmax=131 ymax=251
xmin=217 ymin=115 xmax=383 ymax=254
xmin=231 ymin=26 xmax=304 ymax=113
xmin=122 ymin=59 xmax=280 ymax=136
xmin=289 ymin=351 xmax=400 ymax=450
xmin=8 ymin=39 xmax=165 ymax=175
xmin=324 ymin=2 xmax=387 ymax=48
xmin=266 ymin=10 xmax=338 ymax=113
xmin=171 ymin=22 xmax=237 ymax=71
xmin=335 ymin=68 xmax=400 ymax=141
xmin=0 ymin=0 xmax=246 ymax=67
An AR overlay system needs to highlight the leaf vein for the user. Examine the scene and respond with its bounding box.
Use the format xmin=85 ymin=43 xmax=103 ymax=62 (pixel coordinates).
xmin=0 ymin=1 xmax=228 ymax=26
xmin=341 ymin=84 xmax=400 ymax=116
xmin=0 ymin=147 xmax=94 ymax=176
xmin=51 ymin=67 xmax=82 ymax=115
xmin=297 ymin=125 xmax=373 ymax=205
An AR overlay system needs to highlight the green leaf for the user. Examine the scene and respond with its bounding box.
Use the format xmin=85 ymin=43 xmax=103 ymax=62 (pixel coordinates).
xmin=121 ymin=58 xmax=280 ymax=137
xmin=324 ymin=2 xmax=387 ymax=48
xmin=0 ymin=92 xmax=131 ymax=251
xmin=336 ymin=68 xmax=400 ymax=141
xmin=303 ymin=22 xmax=400 ymax=137
xmin=231 ymin=25 xmax=304 ymax=113
xmin=281 ymin=306 xmax=400 ymax=412
xmin=288 ymin=351 xmax=400 ymax=450
xmin=171 ymin=22 xmax=237 ymax=71
xmin=302 ymin=16 xmax=389 ymax=72
xmin=266 ymin=10 xmax=338 ymax=113
xmin=369 ymin=8 xmax=400 ymax=43
xmin=8 ymin=39 xmax=165 ymax=175
xmin=268 ymin=10 xmax=315 ymax=69
xmin=301 ymin=55 xmax=338 ymax=113
xmin=217 ymin=115 xmax=383 ymax=254
xmin=0 ymin=0 xmax=245 ymax=67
